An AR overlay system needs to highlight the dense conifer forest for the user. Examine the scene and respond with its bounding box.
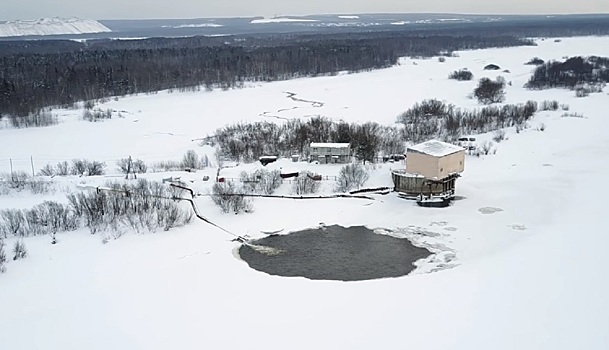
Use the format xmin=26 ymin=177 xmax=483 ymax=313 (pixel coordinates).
xmin=0 ymin=33 xmax=530 ymax=117
xmin=2 ymin=14 xmax=609 ymax=119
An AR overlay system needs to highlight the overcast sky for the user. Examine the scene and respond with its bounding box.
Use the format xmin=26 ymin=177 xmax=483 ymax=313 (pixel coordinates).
xmin=2 ymin=0 xmax=609 ymax=21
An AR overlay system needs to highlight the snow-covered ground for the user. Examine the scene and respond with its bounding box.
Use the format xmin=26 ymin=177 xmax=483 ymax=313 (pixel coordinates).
xmin=1 ymin=36 xmax=609 ymax=349
xmin=0 ymin=17 xmax=111 ymax=37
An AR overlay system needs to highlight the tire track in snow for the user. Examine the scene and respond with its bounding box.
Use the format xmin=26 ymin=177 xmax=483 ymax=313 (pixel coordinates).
xmin=259 ymin=91 xmax=324 ymax=120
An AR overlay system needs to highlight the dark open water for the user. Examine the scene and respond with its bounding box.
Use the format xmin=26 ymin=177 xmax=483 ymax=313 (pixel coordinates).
xmin=239 ymin=225 xmax=431 ymax=281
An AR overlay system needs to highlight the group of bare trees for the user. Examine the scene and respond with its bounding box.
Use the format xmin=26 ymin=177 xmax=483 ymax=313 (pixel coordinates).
xmin=448 ymin=69 xmax=474 ymax=81
xmin=211 ymin=169 xmax=285 ymax=214
xmin=38 ymin=159 xmax=106 ymax=177
xmin=213 ymin=117 xmax=404 ymax=164
xmin=0 ymin=179 xmax=192 ymax=241
xmin=116 ymin=157 xmax=148 ymax=177
xmin=209 ymin=164 xmax=371 ymax=214
xmin=0 ymin=236 xmax=28 ymax=273
xmin=213 ymin=94 xmax=539 ymax=165
xmin=239 ymin=169 xmax=282 ymax=195
xmin=66 ymin=180 xmax=193 ymax=235
xmin=526 ymin=56 xmax=609 ymax=90
xmin=36 ymin=151 xmax=209 ymax=178
xmin=4 ymin=110 xmax=58 ymax=128
xmin=396 ymin=99 xmax=538 ymax=142
xmin=0 ymin=201 xmax=77 ymax=238
xmin=0 ymin=179 xmax=193 ymax=272
xmin=0 ymin=171 xmax=53 ymax=195
xmin=210 ymin=182 xmax=253 ymax=214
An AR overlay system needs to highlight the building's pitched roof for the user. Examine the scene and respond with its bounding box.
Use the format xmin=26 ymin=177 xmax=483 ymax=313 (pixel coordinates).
xmin=310 ymin=142 xmax=350 ymax=148
xmin=407 ymin=140 xmax=464 ymax=157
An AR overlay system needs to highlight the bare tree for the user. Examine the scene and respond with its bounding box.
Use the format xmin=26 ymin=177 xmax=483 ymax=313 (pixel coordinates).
xmin=448 ymin=69 xmax=473 ymax=81
xmin=117 ymin=157 xmax=132 ymax=176
xmin=70 ymin=159 xmax=106 ymax=176
xmin=292 ymin=171 xmax=320 ymax=195
xmin=8 ymin=171 xmax=29 ymax=190
xmin=12 ymin=240 xmax=27 ymax=260
xmin=492 ymin=129 xmax=506 ymax=143
xmin=335 ymin=163 xmax=370 ymax=192
xmin=132 ymin=159 xmax=147 ymax=174
xmin=0 ymin=238 xmax=7 ymax=272
xmin=211 ymin=182 xmax=253 ymax=214
xmin=56 ymin=161 xmax=69 ymax=176
xmin=481 ymin=140 xmax=495 ymax=155
xmin=38 ymin=164 xmax=55 ymax=176
xmin=240 ymin=169 xmax=282 ymax=195
xmin=0 ymin=209 xmax=27 ymax=237
xmin=117 ymin=157 xmax=147 ymax=178
xmin=474 ymin=77 xmax=506 ymax=104
xmin=214 ymin=148 xmax=225 ymax=168
xmin=182 ymin=150 xmax=201 ymax=170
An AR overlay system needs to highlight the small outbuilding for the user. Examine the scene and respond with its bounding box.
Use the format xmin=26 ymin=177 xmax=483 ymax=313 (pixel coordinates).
xmin=309 ymin=143 xmax=350 ymax=164
xmin=392 ymin=140 xmax=465 ymax=198
xmin=259 ymin=156 xmax=278 ymax=166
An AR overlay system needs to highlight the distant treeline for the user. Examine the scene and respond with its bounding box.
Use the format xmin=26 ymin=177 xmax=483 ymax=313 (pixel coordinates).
xmin=414 ymin=15 xmax=609 ymax=38
xmin=0 ymin=33 xmax=531 ymax=117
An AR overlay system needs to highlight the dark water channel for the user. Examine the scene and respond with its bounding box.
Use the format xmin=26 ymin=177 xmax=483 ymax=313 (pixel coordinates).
xmin=239 ymin=225 xmax=431 ymax=281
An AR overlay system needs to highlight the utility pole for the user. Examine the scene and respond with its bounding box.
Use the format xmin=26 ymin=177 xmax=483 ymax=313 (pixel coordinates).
xmin=30 ymin=156 xmax=35 ymax=177
xmin=9 ymin=158 xmax=13 ymax=181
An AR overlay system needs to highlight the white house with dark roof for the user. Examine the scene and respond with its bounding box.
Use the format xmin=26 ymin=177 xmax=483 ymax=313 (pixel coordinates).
xmin=309 ymin=142 xmax=350 ymax=164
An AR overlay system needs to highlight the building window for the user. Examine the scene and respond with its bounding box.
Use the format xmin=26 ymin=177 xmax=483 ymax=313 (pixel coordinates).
xmin=327 ymin=148 xmax=332 ymax=153
xmin=460 ymin=161 xmax=462 ymax=165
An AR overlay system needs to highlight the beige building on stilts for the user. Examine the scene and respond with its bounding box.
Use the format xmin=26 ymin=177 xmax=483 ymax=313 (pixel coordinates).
xmin=392 ymin=140 xmax=465 ymax=198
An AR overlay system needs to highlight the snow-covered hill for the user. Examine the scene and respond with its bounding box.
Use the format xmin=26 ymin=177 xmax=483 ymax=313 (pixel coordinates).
xmin=0 ymin=17 xmax=111 ymax=37
xmin=250 ymin=17 xmax=319 ymax=24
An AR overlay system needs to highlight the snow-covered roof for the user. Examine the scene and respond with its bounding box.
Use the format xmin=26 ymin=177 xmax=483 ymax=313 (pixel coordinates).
xmin=310 ymin=143 xmax=350 ymax=148
xmin=407 ymin=140 xmax=464 ymax=157
xmin=391 ymin=169 xmax=425 ymax=178
xmin=280 ymin=168 xmax=299 ymax=175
